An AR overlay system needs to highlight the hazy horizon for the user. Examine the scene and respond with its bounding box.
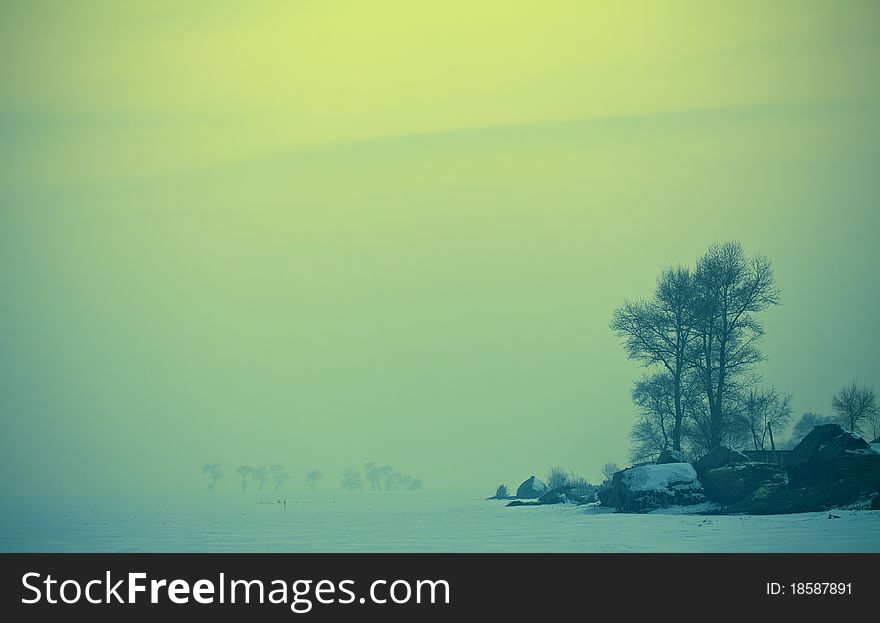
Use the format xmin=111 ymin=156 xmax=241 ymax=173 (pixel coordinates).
xmin=1 ymin=1 xmax=879 ymax=496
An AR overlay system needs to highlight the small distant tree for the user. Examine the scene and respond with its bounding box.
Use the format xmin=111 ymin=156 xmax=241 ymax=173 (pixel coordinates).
xmin=340 ymin=467 xmax=364 ymax=491
xmin=831 ymin=382 xmax=877 ymax=435
xmin=378 ymin=465 xmax=397 ymax=491
xmin=545 ymin=467 xmax=570 ymax=489
xmin=201 ymin=463 xmax=223 ymax=491
xmin=271 ymin=465 xmax=290 ymax=491
xmin=364 ymin=463 xmax=382 ymax=490
xmin=305 ymin=470 xmax=323 ymax=491
xmin=405 ymin=478 xmax=424 ymax=491
xmin=738 ymin=386 xmax=793 ymax=451
xmin=236 ymin=465 xmax=253 ymax=492
xmin=567 ymin=474 xmax=593 ymax=489
xmin=253 ymin=466 xmax=269 ymax=492
xmin=601 ymin=462 xmax=619 ymax=483
xmin=494 ymin=484 xmax=509 ymax=499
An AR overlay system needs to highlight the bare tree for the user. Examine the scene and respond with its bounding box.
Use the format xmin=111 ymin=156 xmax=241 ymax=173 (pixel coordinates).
xmin=406 ymin=478 xmax=424 ymax=491
xmin=364 ymin=463 xmax=382 ymax=490
xmin=831 ymin=381 xmax=877 ymax=435
xmin=545 ymin=467 xmax=570 ymax=489
xmin=305 ymin=470 xmax=323 ymax=491
xmin=629 ymin=372 xmax=675 ymax=459
xmin=201 ymin=463 xmax=223 ymax=491
xmin=687 ymin=242 xmax=780 ymax=449
xmin=271 ymin=465 xmax=290 ymax=491
xmin=738 ymin=386 xmax=793 ymax=451
xmin=611 ymin=266 xmax=695 ymax=451
xmin=236 ymin=465 xmax=253 ymax=492
xmin=253 ymin=466 xmax=269 ymax=492
xmin=340 ymin=467 xmax=364 ymax=491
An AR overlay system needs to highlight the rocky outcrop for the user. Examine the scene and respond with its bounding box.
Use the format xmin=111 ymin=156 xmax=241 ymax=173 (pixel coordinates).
xmin=656 ymin=449 xmax=688 ymax=464
xmin=515 ymin=476 xmax=549 ymax=499
xmin=596 ymin=483 xmax=614 ymax=507
xmin=717 ymin=426 xmax=880 ymax=514
xmin=724 ymin=480 xmax=866 ymax=515
xmin=700 ymin=463 xmax=787 ymax=505
xmin=787 ymin=424 xmax=873 ymax=487
xmin=694 ymin=446 xmax=750 ymax=474
xmin=831 ymin=452 xmax=880 ymax=492
xmin=611 ymin=463 xmax=705 ymax=512
xmin=538 ymin=484 xmax=596 ymax=505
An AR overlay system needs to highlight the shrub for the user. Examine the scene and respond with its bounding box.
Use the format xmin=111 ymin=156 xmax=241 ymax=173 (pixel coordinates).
xmin=546 ymin=466 xmax=570 ymax=489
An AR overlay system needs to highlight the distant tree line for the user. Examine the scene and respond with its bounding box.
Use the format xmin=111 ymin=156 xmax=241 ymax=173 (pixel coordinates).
xmin=199 ymin=462 xmax=424 ymax=492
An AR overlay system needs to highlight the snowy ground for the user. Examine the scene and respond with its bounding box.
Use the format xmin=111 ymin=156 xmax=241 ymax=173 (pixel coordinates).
xmin=1 ymin=492 xmax=878 ymax=552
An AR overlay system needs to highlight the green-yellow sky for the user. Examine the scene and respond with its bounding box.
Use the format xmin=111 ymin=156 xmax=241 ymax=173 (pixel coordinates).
xmin=1 ymin=1 xmax=878 ymax=495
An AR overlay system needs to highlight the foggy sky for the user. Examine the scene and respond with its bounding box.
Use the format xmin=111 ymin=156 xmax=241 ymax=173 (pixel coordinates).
xmin=1 ymin=1 xmax=878 ymax=495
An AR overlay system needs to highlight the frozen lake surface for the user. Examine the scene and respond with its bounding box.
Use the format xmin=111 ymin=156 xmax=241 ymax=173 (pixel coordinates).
xmin=1 ymin=492 xmax=878 ymax=552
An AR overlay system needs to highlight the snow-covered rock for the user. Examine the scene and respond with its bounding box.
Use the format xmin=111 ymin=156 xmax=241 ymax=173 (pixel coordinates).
xmin=611 ymin=463 xmax=706 ymax=512
xmin=515 ymin=476 xmax=549 ymax=499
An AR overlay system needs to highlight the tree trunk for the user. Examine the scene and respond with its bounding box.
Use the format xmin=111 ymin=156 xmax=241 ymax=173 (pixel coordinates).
xmin=672 ymin=377 xmax=682 ymax=452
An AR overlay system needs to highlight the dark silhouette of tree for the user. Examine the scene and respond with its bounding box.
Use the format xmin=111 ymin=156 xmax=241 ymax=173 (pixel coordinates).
xmin=687 ymin=242 xmax=780 ymax=449
xmin=494 ymin=484 xmax=509 ymax=499
xmin=305 ymin=470 xmax=323 ymax=491
xmin=364 ymin=463 xmax=382 ymax=490
xmin=271 ymin=465 xmax=290 ymax=491
xmin=612 ymin=266 xmax=695 ymax=452
xmin=361 ymin=463 xmax=420 ymax=491
xmin=384 ymin=468 xmax=402 ymax=491
xmin=201 ymin=463 xmax=223 ymax=491
xmin=236 ymin=465 xmax=253 ymax=492
xmin=831 ymin=381 xmax=877 ymax=435
xmin=340 ymin=467 xmax=364 ymax=491
xmin=545 ymin=467 xmax=570 ymax=489
xmin=628 ymin=372 xmax=676 ymax=460
xmin=253 ymin=466 xmax=269 ymax=492
xmin=738 ymin=386 xmax=792 ymax=451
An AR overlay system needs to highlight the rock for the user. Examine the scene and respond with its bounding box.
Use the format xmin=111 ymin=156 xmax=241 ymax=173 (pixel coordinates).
xmin=819 ymin=432 xmax=869 ymax=462
xmin=693 ymin=446 xmax=750 ymax=473
xmin=656 ymin=449 xmax=688 ymax=464
xmin=700 ymin=463 xmax=787 ymax=505
xmin=787 ymin=425 xmax=871 ymax=487
xmin=724 ymin=480 xmax=864 ymax=515
xmin=515 ymin=475 xmax=549 ymax=499
xmin=538 ymin=484 xmax=596 ymax=505
xmin=831 ymin=453 xmax=880 ymax=492
xmin=611 ymin=463 xmax=706 ymax=512
xmin=505 ymin=500 xmax=538 ymax=507
xmin=596 ymin=483 xmax=614 ymax=507
xmin=787 ymin=424 xmax=845 ymax=468
xmin=487 ymin=484 xmax=512 ymax=500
